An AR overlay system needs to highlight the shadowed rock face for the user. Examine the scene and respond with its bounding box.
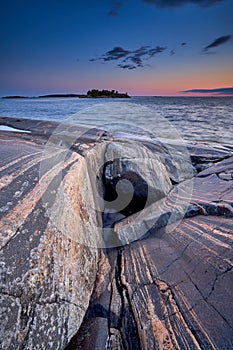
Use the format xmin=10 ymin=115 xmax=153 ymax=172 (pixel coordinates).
xmin=104 ymin=140 xmax=172 ymax=217
xmin=0 ymin=117 xmax=233 ymax=350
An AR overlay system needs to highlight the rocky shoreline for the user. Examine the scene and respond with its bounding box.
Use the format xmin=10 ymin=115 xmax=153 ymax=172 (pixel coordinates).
xmin=0 ymin=116 xmax=232 ymax=349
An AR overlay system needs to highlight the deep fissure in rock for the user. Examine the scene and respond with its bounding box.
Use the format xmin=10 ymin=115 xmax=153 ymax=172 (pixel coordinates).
xmin=101 ymin=159 xmax=164 ymax=230
xmin=114 ymin=248 xmax=141 ymax=349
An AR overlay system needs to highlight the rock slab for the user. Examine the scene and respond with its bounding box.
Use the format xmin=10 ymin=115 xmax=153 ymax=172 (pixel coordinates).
xmin=0 ymin=121 xmax=103 ymax=350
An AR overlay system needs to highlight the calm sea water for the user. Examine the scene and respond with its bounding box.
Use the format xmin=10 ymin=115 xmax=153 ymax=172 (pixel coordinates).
xmin=0 ymin=96 xmax=232 ymax=145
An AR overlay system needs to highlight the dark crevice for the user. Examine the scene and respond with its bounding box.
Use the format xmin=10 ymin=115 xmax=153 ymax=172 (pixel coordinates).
xmin=191 ymin=153 xmax=233 ymax=174
xmin=114 ymin=248 xmax=141 ymax=350
xmin=65 ymin=248 xmax=141 ymax=350
xmin=107 ymin=249 xmax=128 ymax=349
xmin=191 ymin=153 xmax=232 ymax=167
xmin=101 ymin=158 xmax=166 ymax=237
xmin=102 ymin=160 xmax=153 ymax=217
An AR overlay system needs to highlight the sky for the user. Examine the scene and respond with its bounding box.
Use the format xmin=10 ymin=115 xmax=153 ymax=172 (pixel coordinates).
xmin=1 ymin=0 xmax=233 ymax=96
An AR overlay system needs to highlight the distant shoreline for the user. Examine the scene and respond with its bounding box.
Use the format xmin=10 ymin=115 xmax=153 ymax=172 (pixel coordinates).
xmin=2 ymin=91 xmax=131 ymax=99
xmin=1 ymin=94 xmax=232 ymax=99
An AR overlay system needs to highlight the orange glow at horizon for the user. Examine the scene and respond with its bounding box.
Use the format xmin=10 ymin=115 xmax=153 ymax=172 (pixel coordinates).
xmin=122 ymin=65 xmax=231 ymax=95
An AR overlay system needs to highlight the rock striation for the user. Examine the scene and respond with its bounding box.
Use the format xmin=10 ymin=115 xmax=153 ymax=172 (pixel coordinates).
xmin=67 ymin=138 xmax=233 ymax=349
xmin=0 ymin=118 xmax=105 ymax=349
xmin=0 ymin=116 xmax=232 ymax=350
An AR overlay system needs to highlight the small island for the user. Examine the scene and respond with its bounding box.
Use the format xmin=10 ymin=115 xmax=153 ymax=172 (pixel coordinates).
xmin=2 ymin=95 xmax=28 ymax=99
xmin=2 ymin=90 xmax=130 ymax=99
xmin=86 ymin=89 xmax=130 ymax=98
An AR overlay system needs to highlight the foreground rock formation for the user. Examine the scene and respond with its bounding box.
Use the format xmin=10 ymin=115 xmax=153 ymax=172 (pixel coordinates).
xmin=0 ymin=117 xmax=104 ymax=349
xmin=68 ymin=137 xmax=233 ymax=350
xmin=0 ymin=116 xmax=232 ymax=349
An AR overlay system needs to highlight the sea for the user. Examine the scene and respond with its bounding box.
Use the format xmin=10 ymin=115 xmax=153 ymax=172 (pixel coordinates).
xmin=0 ymin=96 xmax=232 ymax=146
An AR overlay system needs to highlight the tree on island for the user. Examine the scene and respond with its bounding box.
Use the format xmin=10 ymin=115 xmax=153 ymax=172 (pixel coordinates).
xmin=86 ymin=89 xmax=129 ymax=98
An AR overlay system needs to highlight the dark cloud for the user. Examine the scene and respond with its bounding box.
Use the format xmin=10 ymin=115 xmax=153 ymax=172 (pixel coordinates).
xmin=102 ymin=47 xmax=130 ymax=61
xmin=118 ymin=64 xmax=137 ymax=70
xmin=181 ymin=42 xmax=187 ymax=46
xmin=108 ymin=1 xmax=123 ymax=16
xmin=170 ymin=49 xmax=175 ymax=55
xmin=182 ymin=87 xmax=233 ymax=94
xmin=107 ymin=0 xmax=223 ymax=16
xmin=90 ymin=45 xmax=166 ymax=69
xmin=148 ymin=46 xmax=166 ymax=56
xmin=130 ymin=56 xmax=144 ymax=66
xmin=123 ymin=46 xmax=151 ymax=67
xmin=143 ymin=0 xmax=224 ymax=7
xmin=203 ymin=35 xmax=231 ymax=52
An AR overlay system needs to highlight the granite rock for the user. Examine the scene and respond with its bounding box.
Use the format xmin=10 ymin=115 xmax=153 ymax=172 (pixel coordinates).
xmin=1 ymin=118 xmax=232 ymax=350
xmin=0 ymin=122 xmax=104 ymax=350
xmin=68 ymin=138 xmax=233 ymax=350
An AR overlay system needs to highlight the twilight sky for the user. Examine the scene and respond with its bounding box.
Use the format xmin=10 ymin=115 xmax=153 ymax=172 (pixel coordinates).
xmin=1 ymin=0 xmax=233 ymax=96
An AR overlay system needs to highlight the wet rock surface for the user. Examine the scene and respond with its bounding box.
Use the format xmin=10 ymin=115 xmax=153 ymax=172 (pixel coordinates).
xmin=0 ymin=117 xmax=233 ymax=349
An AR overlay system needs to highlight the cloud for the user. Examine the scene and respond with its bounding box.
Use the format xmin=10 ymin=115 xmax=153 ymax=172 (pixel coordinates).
xmin=143 ymin=0 xmax=224 ymax=7
xmin=108 ymin=1 xmax=123 ymax=16
xmin=90 ymin=45 xmax=166 ymax=69
xmin=182 ymin=87 xmax=233 ymax=94
xmin=123 ymin=46 xmax=151 ymax=67
xmin=107 ymin=0 xmax=224 ymax=15
xmin=147 ymin=46 xmax=166 ymax=56
xmin=118 ymin=64 xmax=137 ymax=70
xmin=203 ymin=35 xmax=231 ymax=52
xmin=102 ymin=47 xmax=130 ymax=61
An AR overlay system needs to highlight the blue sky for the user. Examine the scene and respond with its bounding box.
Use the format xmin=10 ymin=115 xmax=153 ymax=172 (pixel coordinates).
xmin=1 ymin=0 xmax=233 ymax=95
